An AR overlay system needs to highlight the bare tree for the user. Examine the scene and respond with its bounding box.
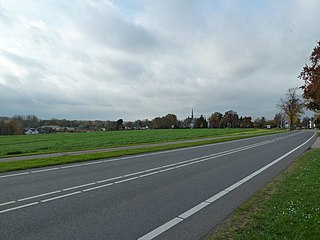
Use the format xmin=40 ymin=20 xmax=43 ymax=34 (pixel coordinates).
xmin=278 ymin=88 xmax=304 ymax=130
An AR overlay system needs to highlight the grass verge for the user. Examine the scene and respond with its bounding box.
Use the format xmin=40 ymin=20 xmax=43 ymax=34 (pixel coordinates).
xmin=0 ymin=135 xmax=260 ymax=173
xmin=204 ymin=148 xmax=320 ymax=240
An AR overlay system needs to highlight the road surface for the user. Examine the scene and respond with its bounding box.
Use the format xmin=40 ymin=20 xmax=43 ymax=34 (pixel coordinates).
xmin=0 ymin=130 xmax=316 ymax=240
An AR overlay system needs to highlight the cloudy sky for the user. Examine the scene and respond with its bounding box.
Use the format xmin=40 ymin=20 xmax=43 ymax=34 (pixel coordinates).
xmin=0 ymin=0 xmax=319 ymax=121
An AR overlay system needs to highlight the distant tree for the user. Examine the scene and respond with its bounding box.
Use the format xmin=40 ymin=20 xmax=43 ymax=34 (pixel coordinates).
xmin=278 ymin=88 xmax=304 ymax=130
xmin=208 ymin=112 xmax=223 ymax=128
xmin=152 ymin=114 xmax=178 ymax=129
xmin=254 ymin=118 xmax=263 ymax=128
xmin=116 ymin=119 xmax=124 ymax=130
xmin=223 ymin=110 xmax=239 ymax=128
xmin=240 ymin=116 xmax=253 ymax=128
xmin=152 ymin=117 xmax=163 ymax=129
xmin=194 ymin=115 xmax=208 ymax=128
xmin=0 ymin=120 xmax=24 ymax=135
xmin=273 ymin=112 xmax=285 ymax=128
xmin=163 ymin=114 xmax=178 ymax=128
xmin=105 ymin=121 xmax=117 ymax=131
xmin=124 ymin=121 xmax=134 ymax=130
xmin=299 ymin=41 xmax=320 ymax=111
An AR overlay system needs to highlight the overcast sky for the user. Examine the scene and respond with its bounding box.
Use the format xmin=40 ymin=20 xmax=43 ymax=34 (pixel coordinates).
xmin=0 ymin=0 xmax=319 ymax=121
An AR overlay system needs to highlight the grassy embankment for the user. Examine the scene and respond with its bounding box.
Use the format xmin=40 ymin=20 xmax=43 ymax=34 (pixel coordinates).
xmin=205 ymin=148 xmax=320 ymax=240
xmin=0 ymin=128 xmax=282 ymax=173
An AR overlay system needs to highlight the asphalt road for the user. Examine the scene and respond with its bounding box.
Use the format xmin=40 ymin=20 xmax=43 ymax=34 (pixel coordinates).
xmin=0 ymin=130 xmax=316 ymax=240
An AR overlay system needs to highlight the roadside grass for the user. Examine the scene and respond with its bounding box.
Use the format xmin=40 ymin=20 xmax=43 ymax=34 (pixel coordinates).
xmin=0 ymin=128 xmax=280 ymax=158
xmin=204 ymin=148 xmax=320 ymax=240
xmin=0 ymin=133 xmax=276 ymax=173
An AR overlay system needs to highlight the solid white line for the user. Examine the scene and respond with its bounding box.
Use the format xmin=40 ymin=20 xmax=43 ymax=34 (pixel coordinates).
xmin=138 ymin=132 xmax=316 ymax=239
xmin=0 ymin=202 xmax=38 ymax=214
xmin=178 ymin=202 xmax=210 ymax=219
xmin=205 ymin=190 xmax=229 ymax=203
xmin=18 ymin=190 xmax=62 ymax=202
xmin=40 ymin=191 xmax=81 ymax=203
xmin=138 ymin=217 xmax=183 ymax=240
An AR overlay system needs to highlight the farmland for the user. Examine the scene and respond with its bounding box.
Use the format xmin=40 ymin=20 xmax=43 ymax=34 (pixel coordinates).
xmin=0 ymin=128 xmax=279 ymax=158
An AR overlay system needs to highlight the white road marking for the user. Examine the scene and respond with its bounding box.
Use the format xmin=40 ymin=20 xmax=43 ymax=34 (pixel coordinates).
xmin=41 ymin=191 xmax=82 ymax=203
xmin=62 ymin=183 xmax=96 ymax=191
xmin=18 ymin=190 xmax=62 ymax=202
xmin=138 ymin=132 xmax=316 ymax=240
xmin=0 ymin=172 xmax=30 ymax=179
xmin=138 ymin=172 xmax=159 ymax=178
xmin=31 ymin=168 xmax=59 ymax=173
xmin=0 ymin=201 xmax=16 ymax=207
xmin=96 ymin=176 xmax=123 ymax=183
xmin=0 ymin=202 xmax=38 ymax=214
xmin=114 ymin=176 xmax=139 ymax=184
xmin=138 ymin=218 xmax=183 ymax=240
xmin=82 ymin=183 xmax=114 ymax=192
xmin=178 ymin=202 xmax=210 ymax=219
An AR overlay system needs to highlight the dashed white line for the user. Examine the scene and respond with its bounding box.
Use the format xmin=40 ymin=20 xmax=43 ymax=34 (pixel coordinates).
xmin=18 ymin=190 xmax=62 ymax=202
xmin=0 ymin=172 xmax=30 ymax=179
xmin=31 ymin=168 xmax=60 ymax=173
xmin=62 ymin=183 xmax=96 ymax=191
xmin=115 ymin=176 xmax=139 ymax=184
xmin=96 ymin=176 xmax=123 ymax=183
xmin=82 ymin=183 xmax=114 ymax=192
xmin=0 ymin=202 xmax=39 ymax=214
xmin=0 ymin=201 xmax=16 ymax=207
xmin=41 ymin=191 xmax=82 ymax=203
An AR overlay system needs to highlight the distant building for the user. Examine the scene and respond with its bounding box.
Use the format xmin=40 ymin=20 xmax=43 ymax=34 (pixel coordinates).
xmin=185 ymin=108 xmax=196 ymax=128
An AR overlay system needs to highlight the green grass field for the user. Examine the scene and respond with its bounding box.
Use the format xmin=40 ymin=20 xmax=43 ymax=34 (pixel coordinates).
xmin=0 ymin=128 xmax=277 ymax=157
xmin=0 ymin=128 xmax=283 ymax=173
xmin=206 ymin=148 xmax=320 ymax=240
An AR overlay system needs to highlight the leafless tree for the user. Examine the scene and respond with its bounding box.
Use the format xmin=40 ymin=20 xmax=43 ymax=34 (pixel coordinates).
xmin=278 ymin=88 xmax=304 ymax=130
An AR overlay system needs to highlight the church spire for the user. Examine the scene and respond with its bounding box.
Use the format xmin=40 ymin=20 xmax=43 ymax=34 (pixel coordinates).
xmin=191 ymin=108 xmax=194 ymax=119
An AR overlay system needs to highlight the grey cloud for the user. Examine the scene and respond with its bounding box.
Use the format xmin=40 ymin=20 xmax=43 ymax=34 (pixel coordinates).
xmin=2 ymin=51 xmax=46 ymax=70
xmin=75 ymin=2 xmax=158 ymax=53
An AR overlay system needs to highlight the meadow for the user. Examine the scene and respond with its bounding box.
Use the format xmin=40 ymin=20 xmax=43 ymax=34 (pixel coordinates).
xmin=0 ymin=128 xmax=277 ymax=157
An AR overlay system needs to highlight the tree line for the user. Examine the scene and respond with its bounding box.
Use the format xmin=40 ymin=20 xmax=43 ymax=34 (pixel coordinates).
xmin=0 ymin=109 xmax=309 ymax=135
